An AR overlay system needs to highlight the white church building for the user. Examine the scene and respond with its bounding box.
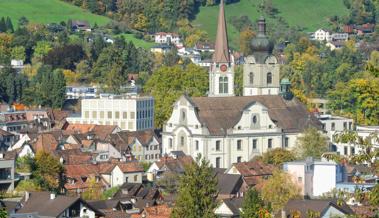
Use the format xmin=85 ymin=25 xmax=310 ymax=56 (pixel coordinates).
xmin=161 ymin=1 xmax=322 ymax=168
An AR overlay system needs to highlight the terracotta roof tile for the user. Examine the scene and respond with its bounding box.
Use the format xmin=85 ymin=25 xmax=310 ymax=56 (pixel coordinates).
xmin=117 ymin=162 xmax=144 ymax=173
xmin=33 ymin=133 xmax=59 ymax=153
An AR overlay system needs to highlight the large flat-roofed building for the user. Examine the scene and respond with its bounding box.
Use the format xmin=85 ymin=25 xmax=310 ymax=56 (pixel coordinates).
xmin=67 ymin=94 xmax=154 ymax=131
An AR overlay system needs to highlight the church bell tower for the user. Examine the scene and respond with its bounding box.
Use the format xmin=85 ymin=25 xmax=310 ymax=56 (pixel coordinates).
xmin=209 ymin=0 xmax=234 ymax=97
xmin=243 ymin=17 xmax=280 ymax=96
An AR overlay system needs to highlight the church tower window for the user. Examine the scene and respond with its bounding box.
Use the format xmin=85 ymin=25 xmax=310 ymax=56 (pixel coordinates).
xmin=267 ymin=72 xmax=272 ymax=84
xmin=219 ymin=76 xmax=228 ymax=94
xmin=249 ymin=72 xmax=254 ymax=84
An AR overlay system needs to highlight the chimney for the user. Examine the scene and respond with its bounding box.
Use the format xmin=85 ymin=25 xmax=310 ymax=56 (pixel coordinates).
xmin=0 ymin=153 xmax=4 ymax=159
xmin=25 ymin=191 xmax=30 ymax=202
xmin=50 ymin=193 xmax=56 ymax=200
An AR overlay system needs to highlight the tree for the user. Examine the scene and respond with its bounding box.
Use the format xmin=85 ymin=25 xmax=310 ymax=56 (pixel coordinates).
xmin=18 ymin=16 xmax=29 ymax=26
xmin=171 ymin=155 xmax=218 ymax=218
xmin=0 ymin=17 xmax=6 ymax=32
xmin=239 ymin=27 xmax=255 ymax=55
xmin=295 ymin=127 xmax=328 ymax=159
xmin=241 ymin=188 xmax=271 ymax=218
xmin=11 ymin=46 xmax=26 ymax=61
xmin=5 ymin=17 xmax=13 ymax=33
xmin=144 ymin=64 xmax=208 ymax=127
xmin=261 ymin=148 xmax=297 ymax=166
xmin=33 ymin=151 xmax=64 ymax=192
xmin=328 ymin=78 xmax=379 ymax=125
xmin=156 ymin=171 xmax=180 ymax=194
xmin=368 ymin=184 xmax=379 ymax=208
xmin=51 ymin=69 xmax=66 ymax=109
xmin=82 ymin=177 xmax=103 ymax=200
xmin=33 ymin=41 xmax=52 ymax=62
xmin=261 ymin=169 xmax=300 ymax=213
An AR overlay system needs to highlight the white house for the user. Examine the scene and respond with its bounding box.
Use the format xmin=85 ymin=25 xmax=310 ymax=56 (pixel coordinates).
xmin=101 ymin=162 xmax=144 ymax=187
xmin=318 ymin=114 xmax=354 ymax=138
xmin=313 ymin=29 xmax=332 ymax=41
xmin=67 ymin=94 xmax=154 ymax=131
xmin=283 ymin=158 xmax=343 ymax=197
xmin=154 ymin=32 xmax=181 ymax=46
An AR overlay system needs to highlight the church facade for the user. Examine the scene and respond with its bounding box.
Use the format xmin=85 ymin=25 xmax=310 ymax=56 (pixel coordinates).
xmin=161 ymin=0 xmax=321 ymax=168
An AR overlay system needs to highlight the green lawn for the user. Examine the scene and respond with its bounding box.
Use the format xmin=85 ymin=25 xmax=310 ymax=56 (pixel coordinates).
xmin=0 ymin=0 xmax=110 ymax=26
xmin=118 ymin=34 xmax=156 ymax=49
xmin=193 ymin=0 xmax=349 ymax=48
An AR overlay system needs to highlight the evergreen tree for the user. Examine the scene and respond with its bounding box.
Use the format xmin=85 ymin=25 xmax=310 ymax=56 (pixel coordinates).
xmin=5 ymin=17 xmax=13 ymax=33
xmin=241 ymin=188 xmax=271 ymax=218
xmin=171 ymin=155 xmax=218 ymax=218
xmin=51 ymin=70 xmax=66 ymax=109
xmin=0 ymin=17 xmax=6 ymax=32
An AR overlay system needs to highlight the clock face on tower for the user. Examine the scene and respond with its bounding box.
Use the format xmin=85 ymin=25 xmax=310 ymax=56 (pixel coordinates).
xmin=220 ymin=64 xmax=228 ymax=72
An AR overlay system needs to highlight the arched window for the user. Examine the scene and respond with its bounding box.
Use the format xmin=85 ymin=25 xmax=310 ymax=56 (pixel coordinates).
xmin=267 ymin=72 xmax=272 ymax=84
xmin=219 ymin=76 xmax=228 ymax=94
xmin=249 ymin=72 xmax=254 ymax=84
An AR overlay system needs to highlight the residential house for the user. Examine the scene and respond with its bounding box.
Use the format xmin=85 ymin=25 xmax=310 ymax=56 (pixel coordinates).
xmin=66 ymin=86 xmax=98 ymax=99
xmin=194 ymin=42 xmax=215 ymax=53
xmin=0 ymin=153 xmax=16 ymax=192
xmin=216 ymin=173 xmax=247 ymax=200
xmin=111 ymin=183 xmax=161 ymax=214
xmin=46 ymin=109 xmax=70 ymax=130
xmin=64 ymin=124 xmax=121 ymax=141
xmin=32 ymin=132 xmax=60 ymax=153
xmin=331 ymin=125 xmax=379 ymax=156
xmin=312 ymin=29 xmax=332 ymax=41
xmin=154 ymin=32 xmax=181 ymax=46
xmin=66 ymin=94 xmax=154 ymax=131
xmin=55 ymin=149 xmax=94 ymax=165
xmin=225 ymin=160 xmax=275 ymax=189
xmin=146 ymin=155 xmax=193 ymax=181
xmin=309 ymin=98 xmax=329 ymax=115
xmin=0 ymin=110 xmax=51 ymax=135
xmin=108 ymin=130 xmax=161 ymax=162
xmin=0 ymin=129 xmax=16 ymax=151
xmin=93 ymin=141 xmax=124 ymax=162
xmin=356 ymin=23 xmax=375 ymax=35
xmin=326 ymin=40 xmax=346 ymax=51
xmin=214 ymin=198 xmax=243 ymax=218
xmin=71 ymin=20 xmax=91 ymax=32
xmin=317 ymin=114 xmax=354 ymax=137
xmin=150 ymin=44 xmax=172 ymax=54
xmin=283 ymin=158 xmax=343 ymax=197
xmin=100 ymin=162 xmax=144 ymax=186
xmin=13 ymin=192 xmax=104 ymax=218
xmin=65 ymin=163 xmax=110 ymax=195
xmin=282 ymin=199 xmax=354 ymax=218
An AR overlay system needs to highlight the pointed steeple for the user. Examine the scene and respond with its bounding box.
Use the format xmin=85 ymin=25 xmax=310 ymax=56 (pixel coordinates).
xmin=213 ymin=0 xmax=230 ymax=63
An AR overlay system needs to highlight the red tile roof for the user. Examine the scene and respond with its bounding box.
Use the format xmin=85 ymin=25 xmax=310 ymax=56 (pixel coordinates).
xmin=131 ymin=204 xmax=172 ymax=218
xmin=33 ymin=133 xmax=59 ymax=153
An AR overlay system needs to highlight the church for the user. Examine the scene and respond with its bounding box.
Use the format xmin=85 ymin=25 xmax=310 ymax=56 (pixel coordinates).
xmin=161 ymin=0 xmax=321 ymax=168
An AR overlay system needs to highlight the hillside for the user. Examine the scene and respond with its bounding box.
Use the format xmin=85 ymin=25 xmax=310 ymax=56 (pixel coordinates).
xmin=0 ymin=0 xmax=110 ymax=26
xmin=193 ymin=0 xmax=349 ymax=48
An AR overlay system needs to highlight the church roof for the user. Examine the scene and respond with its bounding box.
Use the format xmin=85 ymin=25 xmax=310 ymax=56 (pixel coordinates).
xmin=212 ymin=0 xmax=230 ymax=63
xmin=188 ymin=95 xmax=322 ymax=135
